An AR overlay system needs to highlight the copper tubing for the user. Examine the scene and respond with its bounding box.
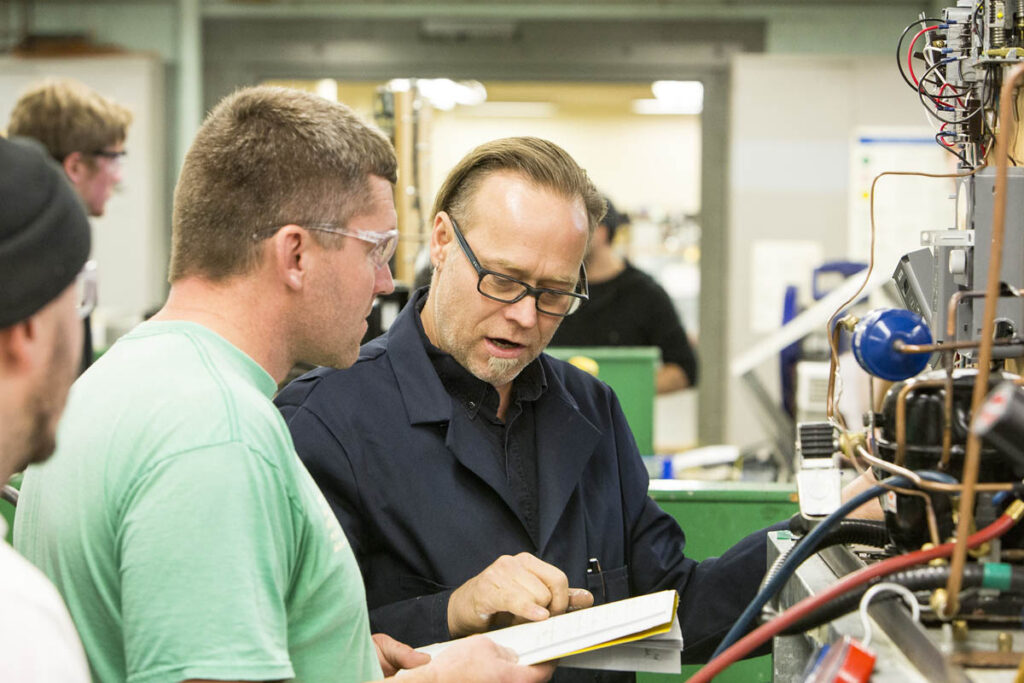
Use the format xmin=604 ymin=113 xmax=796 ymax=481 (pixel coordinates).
xmin=893 ymin=338 xmax=1022 ymax=353
xmin=945 ymin=290 xmax=988 ymax=340
xmin=826 ymin=164 xmax=985 ymax=431
xmin=891 ymin=372 xmax=1024 ymax=474
xmin=892 ymin=336 xmax=1021 ymax=470
xmin=942 ymin=62 xmax=1024 ymax=620
xmin=854 ymin=443 xmax=942 ymax=546
xmin=944 ymin=291 xmax=989 ymax=469
xmin=895 ymin=379 xmax=946 ymax=466
xmin=826 ymin=324 xmax=845 ymax=425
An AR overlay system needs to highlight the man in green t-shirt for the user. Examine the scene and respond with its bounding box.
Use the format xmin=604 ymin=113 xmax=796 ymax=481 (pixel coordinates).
xmin=16 ymin=86 xmax=552 ymax=683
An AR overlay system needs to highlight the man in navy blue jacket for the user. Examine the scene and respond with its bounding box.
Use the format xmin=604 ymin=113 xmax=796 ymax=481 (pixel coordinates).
xmin=276 ymin=137 xmax=774 ymax=680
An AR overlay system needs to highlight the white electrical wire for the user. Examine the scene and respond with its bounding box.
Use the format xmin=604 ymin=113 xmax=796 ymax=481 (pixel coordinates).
xmin=858 ymin=582 xmax=921 ymax=648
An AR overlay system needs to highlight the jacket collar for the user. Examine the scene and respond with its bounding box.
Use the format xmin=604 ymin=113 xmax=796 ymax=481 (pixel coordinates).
xmin=384 ymin=288 xmax=603 ymax=550
xmin=385 ymin=289 xmax=454 ymax=426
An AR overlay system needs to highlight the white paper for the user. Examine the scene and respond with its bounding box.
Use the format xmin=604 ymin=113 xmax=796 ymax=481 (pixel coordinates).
xmin=417 ymin=590 xmax=681 ymax=672
xmin=559 ymin=613 xmax=682 ymax=673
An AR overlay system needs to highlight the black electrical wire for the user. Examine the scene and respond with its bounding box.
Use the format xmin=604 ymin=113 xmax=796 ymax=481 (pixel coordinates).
xmin=937 ymin=132 xmax=972 ymax=165
xmin=919 ymin=58 xmax=984 ymax=124
xmin=897 ymin=18 xmax=944 ymax=91
xmin=779 ymin=563 xmax=1024 ymax=635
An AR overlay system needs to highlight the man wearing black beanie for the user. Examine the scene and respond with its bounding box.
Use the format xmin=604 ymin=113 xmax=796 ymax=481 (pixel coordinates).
xmin=0 ymin=135 xmax=91 ymax=680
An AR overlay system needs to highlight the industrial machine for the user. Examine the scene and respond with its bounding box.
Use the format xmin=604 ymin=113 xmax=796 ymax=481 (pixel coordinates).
xmin=693 ymin=2 xmax=1024 ymax=680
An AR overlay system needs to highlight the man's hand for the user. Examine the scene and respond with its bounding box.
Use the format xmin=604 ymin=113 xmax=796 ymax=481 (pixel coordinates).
xmin=426 ymin=635 xmax=555 ymax=683
xmin=373 ymin=632 xmax=430 ymax=676
xmin=842 ymin=469 xmax=885 ymax=520
xmin=447 ymin=553 xmax=593 ymax=637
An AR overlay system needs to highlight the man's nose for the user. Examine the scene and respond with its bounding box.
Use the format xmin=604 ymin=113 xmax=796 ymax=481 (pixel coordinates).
xmin=504 ymin=294 xmax=538 ymax=328
xmin=375 ymin=263 xmax=395 ymax=296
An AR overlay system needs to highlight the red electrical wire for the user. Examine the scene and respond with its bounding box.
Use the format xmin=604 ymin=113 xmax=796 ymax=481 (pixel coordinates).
xmin=907 ymin=25 xmax=940 ymax=87
xmin=938 ymin=123 xmax=954 ymax=147
xmin=937 ymin=82 xmax=966 ymax=109
xmin=686 ymin=511 xmax=1017 ymax=683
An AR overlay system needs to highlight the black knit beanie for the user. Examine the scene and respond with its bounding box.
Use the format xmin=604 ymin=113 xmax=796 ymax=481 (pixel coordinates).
xmin=0 ymin=136 xmax=91 ymax=328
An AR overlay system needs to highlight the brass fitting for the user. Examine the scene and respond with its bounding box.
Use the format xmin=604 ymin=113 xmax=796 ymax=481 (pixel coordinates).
xmin=838 ymin=431 xmax=866 ymax=458
xmin=932 ymin=588 xmax=959 ymax=620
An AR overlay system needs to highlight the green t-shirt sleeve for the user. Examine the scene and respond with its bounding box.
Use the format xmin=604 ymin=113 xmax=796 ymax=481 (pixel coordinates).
xmin=116 ymin=442 xmax=297 ymax=683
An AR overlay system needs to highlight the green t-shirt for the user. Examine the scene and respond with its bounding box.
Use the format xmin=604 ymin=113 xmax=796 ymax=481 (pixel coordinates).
xmin=15 ymin=320 xmax=382 ymax=683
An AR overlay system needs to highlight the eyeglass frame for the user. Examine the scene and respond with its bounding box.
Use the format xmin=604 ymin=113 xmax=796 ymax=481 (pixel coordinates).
xmin=251 ymin=223 xmax=399 ymax=269
xmin=447 ymin=215 xmax=588 ymax=318
xmin=77 ymin=260 xmax=98 ymax=320
xmin=88 ymin=150 xmax=127 ymax=161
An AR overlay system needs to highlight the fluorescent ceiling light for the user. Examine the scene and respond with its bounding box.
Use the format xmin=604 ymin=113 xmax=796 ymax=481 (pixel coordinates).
xmin=633 ymin=80 xmax=703 ymax=115
xmin=315 ymin=78 xmax=338 ymax=102
xmin=387 ymin=78 xmax=412 ymax=93
xmin=386 ymin=78 xmax=487 ymax=111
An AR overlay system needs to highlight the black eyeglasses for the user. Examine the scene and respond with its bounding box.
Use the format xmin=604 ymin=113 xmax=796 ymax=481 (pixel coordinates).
xmin=448 ymin=215 xmax=588 ymax=317
xmin=89 ymin=150 xmax=127 ymax=161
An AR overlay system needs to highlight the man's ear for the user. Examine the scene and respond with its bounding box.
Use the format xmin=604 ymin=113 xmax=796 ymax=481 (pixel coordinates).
xmin=271 ymin=225 xmax=309 ymax=292
xmin=0 ymin=318 xmax=37 ymax=375
xmin=62 ymin=151 xmax=89 ymax=185
xmin=429 ymin=212 xmax=453 ymax=270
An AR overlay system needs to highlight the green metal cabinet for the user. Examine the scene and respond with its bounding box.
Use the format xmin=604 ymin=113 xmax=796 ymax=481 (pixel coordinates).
xmin=1 ymin=467 xmax=797 ymax=681
xmin=643 ymin=481 xmax=799 ymax=682
xmin=546 ymin=346 xmax=658 ymax=455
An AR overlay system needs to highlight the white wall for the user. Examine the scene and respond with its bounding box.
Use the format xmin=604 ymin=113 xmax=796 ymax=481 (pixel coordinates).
xmin=726 ymin=54 xmax=939 ymax=449
xmin=429 ymin=113 xmax=701 ymax=215
xmin=1 ymin=55 xmax=168 ymax=338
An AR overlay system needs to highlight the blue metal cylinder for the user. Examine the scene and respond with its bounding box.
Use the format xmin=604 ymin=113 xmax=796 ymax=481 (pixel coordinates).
xmin=852 ymin=308 xmax=933 ymax=381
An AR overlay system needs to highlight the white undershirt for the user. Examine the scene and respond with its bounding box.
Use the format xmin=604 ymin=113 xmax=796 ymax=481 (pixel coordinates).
xmin=0 ymin=520 xmax=90 ymax=682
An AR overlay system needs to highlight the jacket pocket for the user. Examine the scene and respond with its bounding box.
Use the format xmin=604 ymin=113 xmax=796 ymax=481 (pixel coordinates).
xmin=585 ymin=564 xmax=630 ymax=605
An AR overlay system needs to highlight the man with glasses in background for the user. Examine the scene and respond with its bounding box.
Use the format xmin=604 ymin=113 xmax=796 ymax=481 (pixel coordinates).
xmin=0 ymin=136 xmax=92 ymax=681
xmin=277 ymin=137 xmax=775 ymax=680
xmin=17 ymin=89 xmax=552 ymax=683
xmin=7 ymin=78 xmax=132 ymax=372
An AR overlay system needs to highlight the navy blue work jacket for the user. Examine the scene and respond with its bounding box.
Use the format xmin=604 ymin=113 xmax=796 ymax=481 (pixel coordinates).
xmin=276 ymin=295 xmax=774 ymax=679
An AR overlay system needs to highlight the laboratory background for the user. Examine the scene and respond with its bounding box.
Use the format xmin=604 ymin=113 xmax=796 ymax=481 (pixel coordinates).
xmin=5 ymin=0 xmax=1024 ymax=680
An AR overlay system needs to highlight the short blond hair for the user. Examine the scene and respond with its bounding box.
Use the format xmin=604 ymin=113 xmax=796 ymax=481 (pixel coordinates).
xmin=431 ymin=137 xmax=605 ymax=236
xmin=169 ymin=86 xmax=397 ymax=282
xmin=7 ymin=78 xmax=132 ymax=161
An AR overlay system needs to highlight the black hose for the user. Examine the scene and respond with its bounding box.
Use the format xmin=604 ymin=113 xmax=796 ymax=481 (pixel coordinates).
xmin=787 ymin=515 xmax=890 ymax=548
xmin=780 ymin=563 xmax=1024 ymax=634
xmin=763 ymin=516 xmax=889 ymax=590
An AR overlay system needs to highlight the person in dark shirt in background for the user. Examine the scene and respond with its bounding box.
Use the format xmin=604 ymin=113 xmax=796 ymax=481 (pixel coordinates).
xmin=551 ymin=195 xmax=697 ymax=393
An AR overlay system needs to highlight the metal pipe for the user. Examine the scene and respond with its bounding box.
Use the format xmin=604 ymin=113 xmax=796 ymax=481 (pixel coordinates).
xmin=893 ymin=338 xmax=1022 ymax=353
xmin=895 ymin=378 xmax=946 ymax=466
xmin=942 ymin=62 xmax=1024 ymax=620
xmin=855 ymin=444 xmax=942 ymax=546
xmin=944 ymin=291 xmax=987 ymax=469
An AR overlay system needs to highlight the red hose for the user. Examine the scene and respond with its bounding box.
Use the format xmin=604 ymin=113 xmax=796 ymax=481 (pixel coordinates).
xmin=687 ymin=513 xmax=1017 ymax=682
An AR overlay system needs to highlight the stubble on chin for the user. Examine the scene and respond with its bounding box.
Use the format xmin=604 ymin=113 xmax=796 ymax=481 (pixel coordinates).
xmin=486 ymin=356 xmax=524 ymax=386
